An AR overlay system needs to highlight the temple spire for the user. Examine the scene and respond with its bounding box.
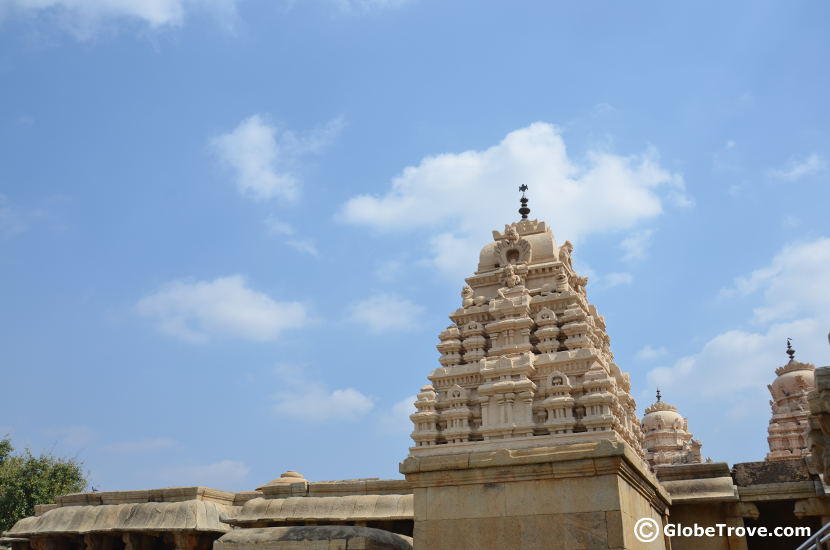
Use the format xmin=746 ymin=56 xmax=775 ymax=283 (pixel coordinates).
xmin=518 ymin=184 xmax=530 ymax=220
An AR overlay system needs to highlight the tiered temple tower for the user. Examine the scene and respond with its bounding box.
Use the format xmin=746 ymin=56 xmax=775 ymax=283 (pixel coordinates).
xmin=410 ymin=218 xmax=643 ymax=455
xmin=402 ymin=193 xmax=669 ymax=550
xmin=767 ymin=340 xmax=815 ymax=461
xmin=641 ymin=390 xmax=702 ymax=468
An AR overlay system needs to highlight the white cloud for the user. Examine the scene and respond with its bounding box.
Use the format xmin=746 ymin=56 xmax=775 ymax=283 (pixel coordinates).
xmin=212 ymin=114 xmax=343 ymax=202
xmin=769 ymin=153 xmax=827 ymax=181
xmin=645 ymin=237 xmax=830 ymax=464
xmin=136 ymin=275 xmax=309 ymax=342
xmin=165 ymin=459 xmax=250 ymax=489
xmin=340 ymin=122 xmax=688 ymax=280
xmin=728 ymin=237 xmax=830 ymax=324
xmin=636 ymin=344 xmax=667 ymax=361
xmin=273 ymin=365 xmax=374 ymax=423
xmin=212 ymin=115 xmax=299 ymax=202
xmin=620 ymin=229 xmax=654 ymax=263
xmin=104 ymin=437 xmax=177 ymax=453
xmin=348 ymin=293 xmax=425 ymax=333
xmin=378 ymin=395 xmax=416 ymax=435
xmin=1 ymin=0 xmax=240 ymax=39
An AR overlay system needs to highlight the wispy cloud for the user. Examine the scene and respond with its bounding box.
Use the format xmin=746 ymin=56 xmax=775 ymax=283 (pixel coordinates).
xmin=377 ymin=395 xmax=416 ymax=435
xmin=104 ymin=438 xmax=178 ymax=453
xmin=347 ymin=293 xmax=425 ymax=333
xmin=620 ymin=229 xmax=654 ymax=263
xmin=636 ymin=344 xmax=667 ymax=361
xmin=0 ymin=194 xmax=29 ymax=238
xmin=1 ymin=0 xmax=241 ymax=40
xmin=44 ymin=426 xmax=96 ymax=448
xmin=264 ymin=216 xmax=295 ymax=236
xmin=286 ymin=239 xmax=318 ymax=257
xmin=374 ymin=259 xmax=404 ymax=282
xmin=137 ymin=275 xmax=309 ymax=342
xmin=263 ymin=217 xmax=319 ymax=256
xmin=726 ymin=237 xmax=830 ymax=324
xmin=573 ymin=262 xmax=632 ymax=291
xmin=212 ymin=114 xmax=343 ymax=202
xmin=0 ymin=194 xmax=48 ymax=238
xmin=272 ymin=364 xmax=374 ymax=423
xmin=769 ymin=153 xmax=827 ymax=181
xmin=331 ymin=0 xmax=411 ymax=12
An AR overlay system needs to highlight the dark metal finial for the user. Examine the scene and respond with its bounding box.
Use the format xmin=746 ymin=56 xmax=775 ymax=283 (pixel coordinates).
xmin=656 ymin=388 xmax=662 ymax=402
xmin=518 ymin=184 xmax=530 ymax=220
xmin=786 ymin=338 xmax=796 ymax=361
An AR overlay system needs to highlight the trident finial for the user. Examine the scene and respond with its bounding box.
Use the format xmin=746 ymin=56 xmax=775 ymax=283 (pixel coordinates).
xmin=656 ymin=388 xmax=662 ymax=402
xmin=786 ymin=338 xmax=796 ymax=361
xmin=518 ymin=184 xmax=530 ymax=220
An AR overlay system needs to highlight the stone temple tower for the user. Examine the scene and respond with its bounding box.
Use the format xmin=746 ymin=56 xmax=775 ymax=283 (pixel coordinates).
xmin=766 ymin=340 xmax=815 ymax=461
xmin=409 ymin=218 xmax=643 ymax=455
xmin=401 ymin=194 xmax=669 ymax=550
xmin=641 ymin=390 xmax=702 ymax=468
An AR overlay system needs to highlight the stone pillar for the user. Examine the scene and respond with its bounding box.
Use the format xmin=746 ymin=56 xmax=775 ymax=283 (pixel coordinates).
xmin=82 ymin=535 xmax=102 ymax=550
xmin=723 ymin=503 xmax=758 ymax=550
xmin=401 ymin=439 xmax=670 ymax=550
xmin=172 ymin=534 xmax=200 ymax=550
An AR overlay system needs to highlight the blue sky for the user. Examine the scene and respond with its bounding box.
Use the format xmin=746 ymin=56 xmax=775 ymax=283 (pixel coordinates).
xmin=1 ymin=0 xmax=828 ymax=492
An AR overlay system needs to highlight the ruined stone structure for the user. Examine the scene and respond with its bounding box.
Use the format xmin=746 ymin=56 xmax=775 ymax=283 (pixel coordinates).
xmin=3 ymin=196 xmax=830 ymax=550
xmin=641 ymin=391 xmax=702 ymax=468
xmin=766 ymin=341 xmax=815 ymax=461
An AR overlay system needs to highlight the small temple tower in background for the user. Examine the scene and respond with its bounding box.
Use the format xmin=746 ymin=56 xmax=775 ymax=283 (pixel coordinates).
xmin=641 ymin=389 xmax=702 ymax=468
xmin=766 ymin=339 xmax=815 ymax=461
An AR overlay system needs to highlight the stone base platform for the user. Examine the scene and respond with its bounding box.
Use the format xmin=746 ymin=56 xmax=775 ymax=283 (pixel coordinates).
xmin=400 ymin=439 xmax=671 ymax=550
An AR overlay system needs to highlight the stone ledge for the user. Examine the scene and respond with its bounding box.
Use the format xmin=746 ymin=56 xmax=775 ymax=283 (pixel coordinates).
xmin=401 ymin=439 xmax=670 ymax=511
xmin=55 ymin=487 xmax=235 ymax=507
xmin=659 ymin=477 xmax=739 ymax=504
xmin=654 ymin=462 xmax=732 ymax=482
xmin=737 ymin=480 xmax=820 ymax=502
xmin=215 ymin=526 xmax=413 ymax=550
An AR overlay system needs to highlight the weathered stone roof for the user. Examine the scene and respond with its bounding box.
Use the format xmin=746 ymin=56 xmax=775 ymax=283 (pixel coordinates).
xmin=215 ymin=526 xmax=413 ymax=550
xmin=4 ymin=500 xmax=234 ymax=536
xmin=230 ymin=494 xmax=413 ymax=526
